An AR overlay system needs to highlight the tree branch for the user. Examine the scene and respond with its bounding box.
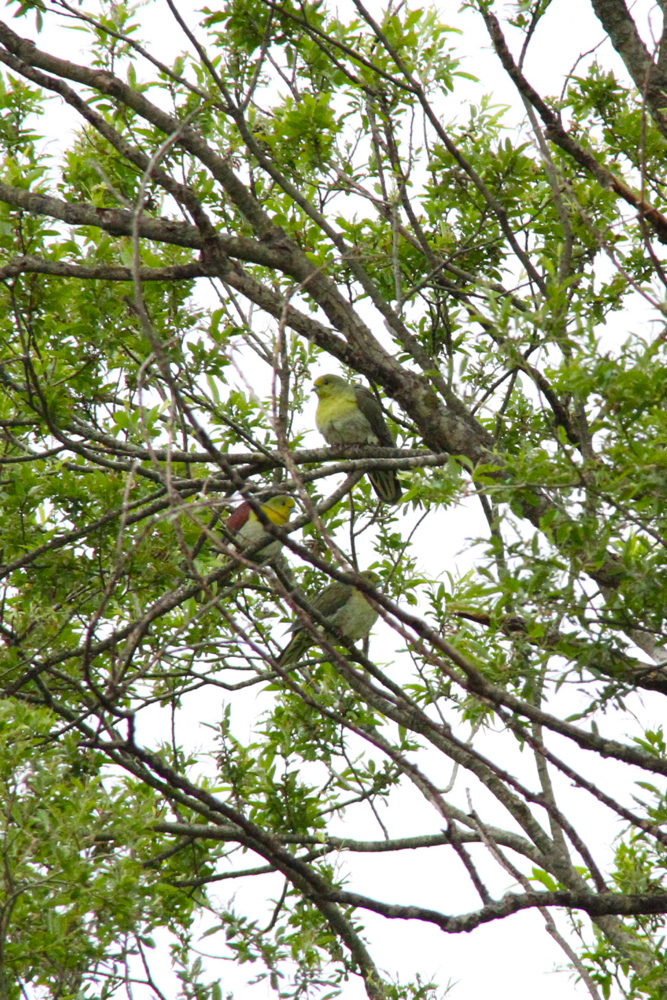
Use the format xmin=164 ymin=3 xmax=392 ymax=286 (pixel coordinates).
xmin=478 ymin=4 xmax=667 ymax=244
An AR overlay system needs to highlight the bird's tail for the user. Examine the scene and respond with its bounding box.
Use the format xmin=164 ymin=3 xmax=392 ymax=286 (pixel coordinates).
xmin=368 ymin=468 xmax=402 ymax=503
xmin=278 ymin=630 xmax=311 ymax=667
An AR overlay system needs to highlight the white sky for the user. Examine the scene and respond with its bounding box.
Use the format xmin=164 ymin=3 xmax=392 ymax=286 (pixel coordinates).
xmin=9 ymin=0 xmax=667 ymax=998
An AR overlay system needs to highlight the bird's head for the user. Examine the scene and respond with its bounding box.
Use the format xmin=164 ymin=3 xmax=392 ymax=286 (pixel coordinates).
xmin=227 ymin=494 xmax=295 ymax=533
xmin=359 ymin=570 xmax=381 ymax=588
xmin=261 ymin=494 xmax=296 ymax=525
xmin=313 ymin=373 xmax=349 ymax=399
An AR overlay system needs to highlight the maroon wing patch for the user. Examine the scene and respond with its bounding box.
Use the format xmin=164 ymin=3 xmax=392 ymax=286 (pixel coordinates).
xmin=226 ymin=501 xmax=251 ymax=534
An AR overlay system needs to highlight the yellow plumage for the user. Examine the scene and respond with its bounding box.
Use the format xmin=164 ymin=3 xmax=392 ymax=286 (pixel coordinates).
xmin=227 ymin=494 xmax=295 ymax=562
xmin=313 ymin=374 xmax=402 ymax=503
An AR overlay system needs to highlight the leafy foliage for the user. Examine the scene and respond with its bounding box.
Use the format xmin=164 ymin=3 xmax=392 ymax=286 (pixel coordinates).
xmin=1 ymin=1 xmax=667 ymax=998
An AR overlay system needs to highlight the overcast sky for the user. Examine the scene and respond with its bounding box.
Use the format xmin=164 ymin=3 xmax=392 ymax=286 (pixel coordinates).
xmin=9 ymin=1 xmax=665 ymax=997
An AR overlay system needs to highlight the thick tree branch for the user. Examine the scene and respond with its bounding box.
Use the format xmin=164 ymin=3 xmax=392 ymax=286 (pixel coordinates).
xmin=589 ymin=0 xmax=667 ymax=137
xmin=0 ymin=255 xmax=208 ymax=282
xmin=307 ymin=884 xmax=667 ymax=933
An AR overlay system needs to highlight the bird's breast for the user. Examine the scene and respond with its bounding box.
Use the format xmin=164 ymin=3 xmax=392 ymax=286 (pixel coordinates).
xmin=333 ymin=589 xmax=379 ymax=640
xmin=317 ymin=396 xmax=377 ymax=445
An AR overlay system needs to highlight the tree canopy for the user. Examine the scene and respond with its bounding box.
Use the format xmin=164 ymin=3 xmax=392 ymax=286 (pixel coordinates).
xmin=2 ymin=1 xmax=667 ymax=998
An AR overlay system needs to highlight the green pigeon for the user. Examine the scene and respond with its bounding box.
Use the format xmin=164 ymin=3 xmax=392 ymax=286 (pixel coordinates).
xmin=279 ymin=570 xmax=381 ymax=666
xmin=225 ymin=494 xmax=295 ymax=562
xmin=313 ymin=373 xmax=402 ymax=503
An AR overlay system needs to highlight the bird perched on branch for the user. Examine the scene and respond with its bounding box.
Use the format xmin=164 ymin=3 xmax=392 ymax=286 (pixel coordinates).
xmin=279 ymin=570 xmax=381 ymax=666
xmin=225 ymin=494 xmax=295 ymax=564
xmin=313 ymin=373 xmax=402 ymax=503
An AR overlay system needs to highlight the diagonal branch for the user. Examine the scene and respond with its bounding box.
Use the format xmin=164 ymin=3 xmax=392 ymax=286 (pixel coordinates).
xmin=477 ymin=4 xmax=667 ymax=244
xmin=589 ymin=0 xmax=667 ymax=137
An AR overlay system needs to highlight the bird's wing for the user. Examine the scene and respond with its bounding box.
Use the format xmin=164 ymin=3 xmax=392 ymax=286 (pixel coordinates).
xmin=354 ymin=386 xmax=395 ymax=447
xmin=311 ymin=580 xmax=354 ymax=618
xmin=284 ymin=580 xmax=351 ymax=639
xmin=226 ymin=502 xmax=251 ymax=534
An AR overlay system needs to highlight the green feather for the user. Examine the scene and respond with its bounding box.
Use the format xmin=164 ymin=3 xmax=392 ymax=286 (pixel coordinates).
xmin=279 ymin=571 xmax=380 ymax=666
xmin=313 ymin=374 xmax=402 ymax=503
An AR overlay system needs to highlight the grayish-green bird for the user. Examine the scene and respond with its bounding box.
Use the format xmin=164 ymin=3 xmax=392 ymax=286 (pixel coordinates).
xmin=313 ymin=373 xmax=402 ymax=503
xmin=279 ymin=570 xmax=381 ymax=666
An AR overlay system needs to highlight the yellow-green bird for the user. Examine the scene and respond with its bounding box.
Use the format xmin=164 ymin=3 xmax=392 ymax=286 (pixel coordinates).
xmin=279 ymin=570 xmax=381 ymax=666
xmin=313 ymin=373 xmax=402 ymax=503
xmin=225 ymin=494 xmax=295 ymax=563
